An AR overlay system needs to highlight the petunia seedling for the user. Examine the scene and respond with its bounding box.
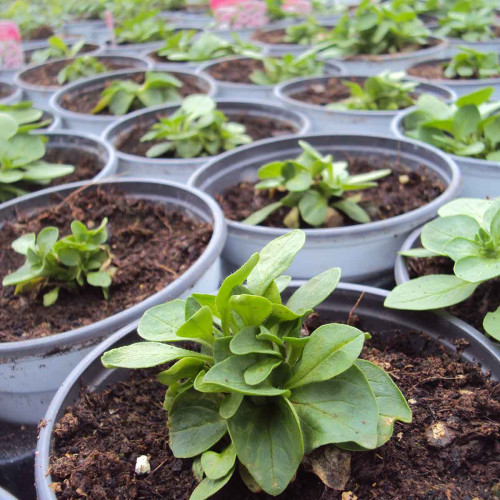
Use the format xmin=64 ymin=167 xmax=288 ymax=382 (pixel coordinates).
xmin=283 ymin=17 xmax=329 ymax=45
xmin=0 ymin=101 xmax=51 ymax=131
xmin=385 ymin=197 xmax=500 ymax=341
xmin=57 ymin=56 xmax=107 ymax=85
xmin=115 ymin=10 xmax=173 ymax=44
xmin=30 ymin=36 xmax=86 ymax=65
xmin=443 ymin=46 xmax=500 ymax=80
xmin=3 ymin=218 xmax=116 ymax=306
xmin=102 ymin=230 xmax=411 ymax=499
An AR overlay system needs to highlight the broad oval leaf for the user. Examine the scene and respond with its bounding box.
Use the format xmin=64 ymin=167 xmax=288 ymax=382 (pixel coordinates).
xmin=483 ymin=306 xmax=500 ymax=341
xmin=201 ymin=443 xmax=237 ymax=480
xmin=157 ymin=357 xmax=206 ymax=386
xmin=244 ymin=357 xmax=282 ymax=385
xmin=219 ymin=392 xmax=244 ymax=419
xmin=438 ymin=198 xmax=492 ymax=224
xmin=229 ymin=294 xmax=272 ymax=327
xmin=190 ymin=466 xmax=235 ymax=500
xmin=138 ymin=300 xmax=186 ymax=341
xmin=177 ymin=305 xmax=215 ymax=344
xmin=230 ymin=327 xmax=281 ymax=357
xmin=454 ymin=255 xmax=500 ymax=283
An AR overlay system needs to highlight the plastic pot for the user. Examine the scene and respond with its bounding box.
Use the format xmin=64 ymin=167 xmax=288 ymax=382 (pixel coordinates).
xmin=0 ymin=178 xmax=226 ymax=425
xmin=34 ymin=281 xmax=500 ymax=499
xmin=102 ymin=99 xmax=311 ymax=183
xmin=50 ymin=68 xmax=215 ymax=136
xmin=441 ymin=36 xmax=500 ymax=57
xmin=321 ymin=37 xmax=448 ymax=75
xmin=63 ymin=19 xmax=108 ymax=44
xmin=14 ymin=55 xmax=150 ymax=108
xmin=392 ymin=110 xmax=500 ymax=199
xmin=103 ymin=40 xmax=167 ymax=57
xmin=0 ymin=486 xmax=17 ymax=500
xmin=189 ymin=133 xmax=461 ymax=282
xmin=40 ymin=106 xmax=62 ymax=131
xmin=0 ymin=79 xmax=22 ymax=104
xmin=198 ymin=55 xmax=344 ymax=100
xmin=274 ymin=74 xmax=456 ymax=135
xmin=407 ymin=57 xmax=500 ymax=99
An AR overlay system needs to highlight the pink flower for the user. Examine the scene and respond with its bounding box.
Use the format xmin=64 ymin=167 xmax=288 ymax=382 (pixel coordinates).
xmin=0 ymin=21 xmax=21 ymax=42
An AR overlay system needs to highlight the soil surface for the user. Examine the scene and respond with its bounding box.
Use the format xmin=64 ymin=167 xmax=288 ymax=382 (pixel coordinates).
xmin=407 ymin=256 xmax=500 ymax=335
xmin=408 ymin=59 xmax=500 ymax=81
xmin=60 ymin=72 xmax=205 ymax=115
xmin=26 ymin=25 xmax=54 ymax=41
xmin=115 ymin=112 xmax=297 ymax=158
xmin=49 ymin=312 xmax=500 ymax=499
xmin=251 ymin=28 xmax=291 ymax=45
xmin=0 ymin=187 xmax=212 ymax=342
xmin=206 ymin=58 xmax=264 ymax=84
xmin=218 ymin=158 xmax=445 ymax=228
xmin=20 ymin=58 xmax=136 ymax=88
xmin=346 ymin=38 xmax=438 ymax=61
xmin=0 ymin=82 xmax=13 ymax=99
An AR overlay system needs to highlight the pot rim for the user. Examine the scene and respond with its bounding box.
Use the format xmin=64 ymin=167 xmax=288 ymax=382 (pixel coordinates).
xmin=0 ymin=178 xmax=226 ymax=356
xmin=0 ymin=78 xmax=22 ymax=103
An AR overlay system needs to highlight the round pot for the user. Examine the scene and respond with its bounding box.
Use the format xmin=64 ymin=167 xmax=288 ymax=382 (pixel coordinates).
xmin=63 ymin=19 xmax=108 ymax=43
xmin=102 ymin=99 xmax=311 ymax=183
xmin=0 ymin=130 xmax=116 ymax=211
xmin=392 ymin=110 xmax=500 ymax=199
xmin=39 ymin=105 xmax=62 ymax=131
xmin=103 ymin=40 xmax=166 ymax=57
xmin=14 ymin=55 xmax=150 ymax=108
xmin=50 ymin=68 xmax=216 ymax=136
xmin=158 ymin=9 xmax=213 ymax=29
xmin=321 ymin=36 xmax=448 ymax=75
xmin=0 ymin=178 xmax=226 ymax=425
xmin=0 ymin=486 xmax=17 ymax=500
xmin=198 ymin=55 xmax=344 ymax=100
xmin=275 ymin=74 xmax=456 ymax=134
xmin=189 ymin=134 xmax=461 ymax=282
xmin=34 ymin=281 xmax=500 ymax=499
xmin=0 ymin=79 xmax=22 ymax=104
xmin=407 ymin=57 xmax=500 ymax=99
xmin=441 ymin=35 xmax=500 ymax=57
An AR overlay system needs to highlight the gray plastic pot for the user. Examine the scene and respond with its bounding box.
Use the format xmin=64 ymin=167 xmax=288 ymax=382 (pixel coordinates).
xmin=441 ymin=36 xmax=500 ymax=57
xmin=0 ymin=130 xmax=116 ymax=211
xmin=0 ymin=486 xmax=17 ymax=500
xmin=189 ymin=134 xmax=461 ymax=282
xmin=40 ymin=105 xmax=62 ymax=131
xmin=392 ymin=110 xmax=500 ymax=199
xmin=0 ymin=79 xmax=22 ymax=104
xmin=14 ymin=55 xmax=150 ymax=108
xmin=407 ymin=57 xmax=500 ymax=99
xmin=103 ymin=40 xmax=167 ymax=57
xmin=102 ymin=99 xmax=311 ymax=183
xmin=275 ymin=74 xmax=456 ymax=135
xmin=63 ymin=19 xmax=108 ymax=43
xmin=198 ymin=55 xmax=344 ymax=100
xmin=50 ymin=68 xmax=215 ymax=136
xmin=0 ymin=178 xmax=226 ymax=425
xmin=34 ymin=281 xmax=500 ymax=499
xmin=321 ymin=37 xmax=448 ymax=75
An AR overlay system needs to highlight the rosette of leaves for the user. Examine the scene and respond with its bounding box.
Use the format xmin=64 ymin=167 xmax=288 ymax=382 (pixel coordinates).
xmin=3 ymin=218 xmax=115 ymax=306
xmin=0 ymin=113 xmax=74 ymax=202
xmin=443 ymin=47 xmax=500 ymax=79
xmin=243 ymin=141 xmax=391 ymax=228
xmin=0 ymin=101 xmax=51 ymax=130
xmin=63 ymin=0 xmax=106 ymax=20
xmin=30 ymin=36 xmax=86 ymax=65
xmin=102 ymin=230 xmax=411 ymax=499
xmin=402 ymin=87 xmax=500 ymax=161
xmin=327 ymin=71 xmax=418 ymax=111
xmin=57 ymin=56 xmax=107 ymax=85
xmin=283 ymin=17 xmax=329 ymax=45
xmin=386 ymin=198 xmax=500 ymax=341
xmin=115 ymin=10 xmax=173 ymax=44
xmin=91 ymin=72 xmax=182 ymax=116
xmin=140 ymin=94 xmax=251 ymax=158
xmin=249 ymin=52 xmax=324 ymax=86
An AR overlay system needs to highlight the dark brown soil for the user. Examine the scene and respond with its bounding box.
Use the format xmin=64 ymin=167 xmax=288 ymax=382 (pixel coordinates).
xmin=206 ymin=58 xmax=264 ymax=84
xmin=0 ymin=188 xmax=212 ymax=342
xmin=408 ymin=59 xmax=500 ymax=81
xmin=290 ymin=77 xmax=353 ymax=106
xmin=115 ymin=112 xmax=297 ymax=158
xmin=60 ymin=72 xmax=205 ymax=115
xmin=26 ymin=25 xmax=54 ymax=41
xmin=251 ymin=28 xmax=290 ymax=45
xmin=407 ymin=256 xmax=500 ymax=335
xmin=49 ymin=314 xmax=500 ymax=499
xmin=20 ymin=58 xmax=136 ymax=88
xmin=218 ymin=158 xmax=445 ymax=228
xmin=0 ymin=82 xmax=13 ymax=99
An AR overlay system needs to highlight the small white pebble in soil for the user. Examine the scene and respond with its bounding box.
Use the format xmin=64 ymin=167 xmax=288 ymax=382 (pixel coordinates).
xmin=135 ymin=455 xmax=151 ymax=475
xmin=408 ymin=398 xmax=417 ymax=404
xmin=399 ymin=174 xmax=410 ymax=185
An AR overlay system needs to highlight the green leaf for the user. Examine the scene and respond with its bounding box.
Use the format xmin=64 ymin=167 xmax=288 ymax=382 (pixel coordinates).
xmin=169 ymin=390 xmax=227 ymax=458
xmin=189 ymin=466 xmax=235 ymax=500
xmin=454 ymin=255 xmax=500 ymax=283
xmin=244 ymin=357 xmax=282 ymax=385
xmin=157 ymin=357 xmax=207 ymax=386
xmin=242 ymin=202 xmax=283 ymax=226
xmin=177 ymin=305 xmax=215 ymax=345
xmin=228 ymin=397 xmax=303 ymax=496
xmin=219 ymin=392 xmax=244 ymax=419
xmin=0 ymin=113 xmax=18 ymax=140
xmin=298 ymin=190 xmax=328 ymax=227
xmin=438 ymin=198 xmax=492 ymax=224
xmin=229 ymin=294 xmax=272 ymax=327
xmin=399 ymin=248 xmax=440 ymax=258
xmin=201 ymin=443 xmax=237 ymax=480
xmin=36 ymin=227 xmax=58 ymax=255
xmin=456 ymin=87 xmax=493 ymax=107
xmin=230 ymin=326 xmax=281 ymax=357
xmin=87 ymin=271 xmax=111 ymax=288
xmin=483 ymin=306 xmax=500 ymax=341
xmin=137 ymin=300 xmax=187 ymax=341
xmin=285 ymin=324 xmax=365 ymax=389
xmin=11 ymin=233 xmax=35 ymax=255
xmin=43 ymin=287 xmax=59 ymax=307
xmin=452 ymin=105 xmax=480 ymax=141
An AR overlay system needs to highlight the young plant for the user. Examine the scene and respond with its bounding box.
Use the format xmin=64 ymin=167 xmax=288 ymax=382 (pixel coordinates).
xmin=283 ymin=17 xmax=329 ymax=45
xmin=0 ymin=113 xmax=74 ymax=202
xmin=249 ymin=52 xmax=324 ymax=86
xmin=402 ymin=87 xmax=500 ymax=161
xmin=243 ymin=141 xmax=391 ymax=228
xmin=385 ymin=197 xmax=500 ymax=341
xmin=0 ymin=101 xmax=51 ymax=131
xmin=140 ymin=94 xmax=252 ymax=158
xmin=57 ymin=56 xmax=107 ymax=85
xmin=102 ymin=230 xmax=411 ymax=499
xmin=3 ymin=218 xmax=115 ymax=306
xmin=327 ymin=71 xmax=418 ymax=111
xmin=91 ymin=72 xmax=182 ymax=116
xmin=63 ymin=0 xmax=106 ymax=20
xmin=443 ymin=46 xmax=500 ymax=79
xmin=30 ymin=36 xmax=86 ymax=65
xmin=115 ymin=10 xmax=173 ymax=44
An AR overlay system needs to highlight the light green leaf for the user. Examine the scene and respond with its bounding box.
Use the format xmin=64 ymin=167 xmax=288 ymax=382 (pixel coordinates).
xmin=87 ymin=271 xmax=111 ymax=288
xmin=0 ymin=113 xmax=18 ymax=140
xmin=244 ymin=357 xmax=282 ymax=385
xmin=298 ymin=190 xmax=328 ymax=227
xmin=201 ymin=444 xmax=237 ymax=480
xmin=157 ymin=357 xmax=207 ymax=385
xmin=189 ymin=466 xmax=235 ymax=500
xmin=230 ymin=327 xmax=281 ymax=357
xmin=177 ymin=305 xmax=215 ymax=344
xmin=11 ymin=233 xmax=35 ymax=255
xmin=437 ymin=198 xmax=492 ymax=224
xmin=454 ymin=255 xmax=500 ymax=283
xmin=229 ymin=294 xmax=273 ymax=327
xmin=242 ymin=201 xmax=283 ymax=226
xmin=43 ymin=287 xmax=59 ymax=307
xmin=137 ymin=300 xmax=187 ymax=341
xmin=483 ymin=307 xmax=500 ymax=341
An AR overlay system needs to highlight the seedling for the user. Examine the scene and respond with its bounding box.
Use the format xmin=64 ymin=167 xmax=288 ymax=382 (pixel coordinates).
xmin=92 ymin=72 xmax=182 ymax=115
xmin=3 ymin=218 xmax=115 ymax=306
xmin=63 ymin=0 xmax=106 ymax=20
xmin=140 ymin=94 xmax=251 ymax=158
xmin=385 ymin=197 xmax=500 ymax=341
xmin=402 ymin=87 xmax=500 ymax=161
xmin=102 ymin=230 xmax=411 ymax=498
xmin=57 ymin=56 xmax=107 ymax=85
xmin=283 ymin=17 xmax=329 ymax=45
xmin=243 ymin=141 xmax=391 ymax=228
xmin=115 ymin=10 xmax=173 ymax=44
xmin=443 ymin=47 xmax=500 ymax=79
xmin=30 ymin=36 xmax=86 ymax=65
xmin=327 ymin=71 xmax=418 ymax=111
xmin=0 ymin=113 xmax=74 ymax=202
xmin=0 ymin=101 xmax=51 ymax=131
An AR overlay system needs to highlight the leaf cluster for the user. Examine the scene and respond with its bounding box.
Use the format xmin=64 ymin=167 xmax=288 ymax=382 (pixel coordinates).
xmin=403 ymin=87 xmax=500 ymax=161
xmin=386 ymin=198 xmax=500 ymax=341
xmin=243 ymin=141 xmax=391 ymax=228
xmin=115 ymin=10 xmax=173 ymax=44
xmin=62 ymin=0 xmax=107 ymax=20
xmin=57 ymin=56 xmax=107 ymax=85
xmin=92 ymin=72 xmax=182 ymax=116
xmin=102 ymin=230 xmax=411 ymax=499
xmin=0 ymin=101 xmax=51 ymax=130
xmin=283 ymin=17 xmax=330 ymax=45
xmin=30 ymin=36 xmax=86 ymax=65
xmin=443 ymin=47 xmax=500 ymax=80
